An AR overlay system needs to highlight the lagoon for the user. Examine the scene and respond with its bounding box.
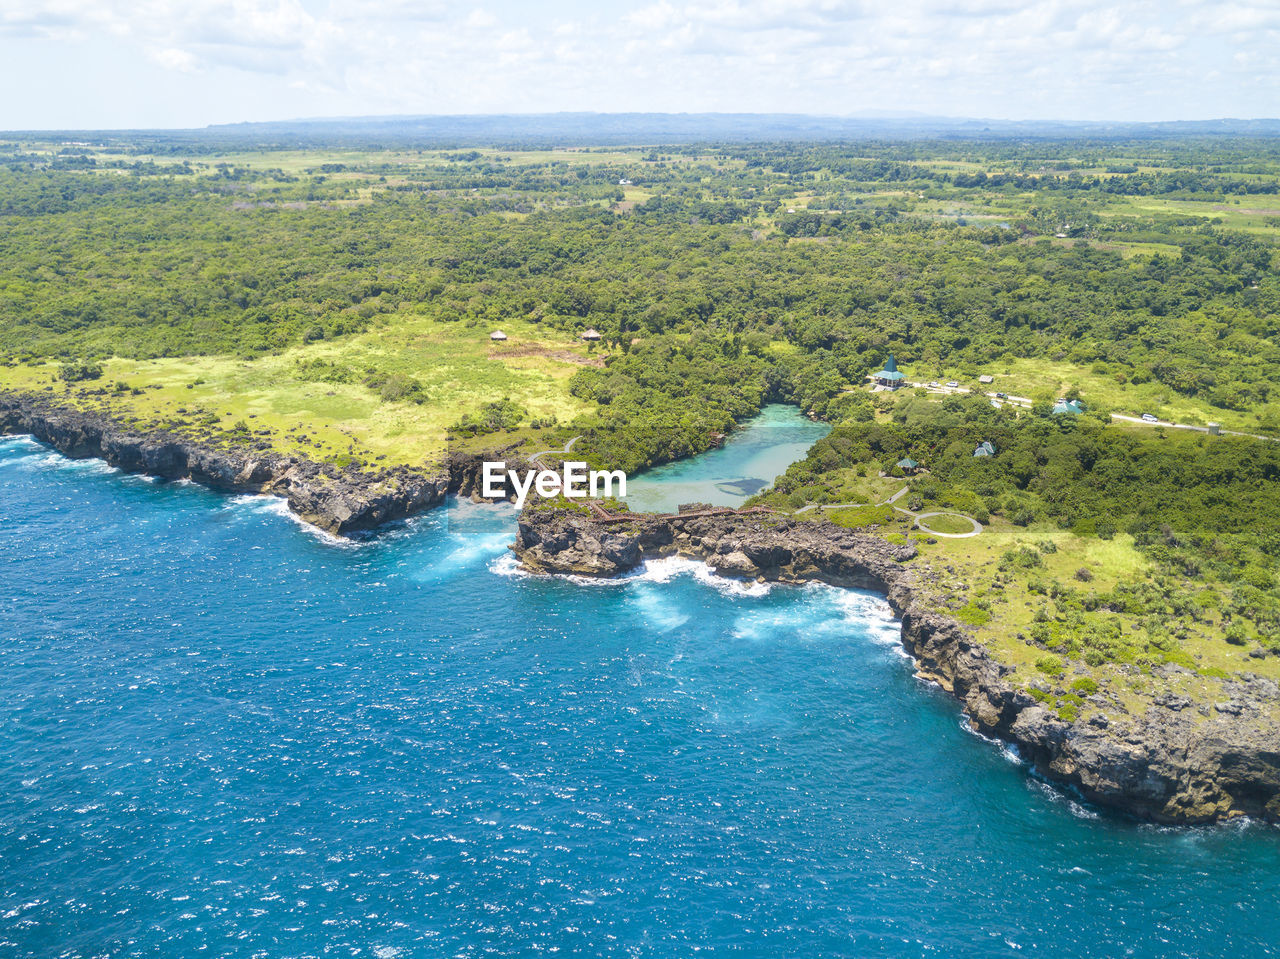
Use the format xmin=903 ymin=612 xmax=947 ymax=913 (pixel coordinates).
xmin=621 ymin=403 xmax=830 ymax=513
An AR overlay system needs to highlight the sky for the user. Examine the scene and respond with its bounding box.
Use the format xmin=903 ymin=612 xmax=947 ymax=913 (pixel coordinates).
xmin=0 ymin=0 xmax=1276 ymax=129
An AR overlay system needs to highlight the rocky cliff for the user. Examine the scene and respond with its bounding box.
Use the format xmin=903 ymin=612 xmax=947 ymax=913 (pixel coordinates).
xmin=514 ymin=505 xmax=1280 ymax=825
xmin=0 ymin=393 xmax=525 ymax=534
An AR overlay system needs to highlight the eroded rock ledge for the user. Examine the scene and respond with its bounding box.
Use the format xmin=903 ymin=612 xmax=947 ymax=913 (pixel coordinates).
xmin=0 ymin=393 xmax=515 ymax=535
xmin=514 ymin=505 xmax=1280 ymax=825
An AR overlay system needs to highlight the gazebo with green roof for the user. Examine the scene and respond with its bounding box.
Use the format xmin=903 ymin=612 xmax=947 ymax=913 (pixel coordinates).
xmin=896 ymin=457 xmax=921 ymax=474
xmin=874 ymin=354 xmax=907 ymax=390
xmin=1052 ymin=399 xmax=1085 ymax=416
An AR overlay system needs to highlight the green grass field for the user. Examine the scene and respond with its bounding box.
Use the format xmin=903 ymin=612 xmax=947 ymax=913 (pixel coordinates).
xmin=0 ymin=315 xmax=595 ymax=468
xmin=883 ymin=355 xmax=1280 ymax=434
xmin=908 ymin=517 xmax=1280 ymax=719
xmin=1101 ymin=195 xmax=1280 ymax=235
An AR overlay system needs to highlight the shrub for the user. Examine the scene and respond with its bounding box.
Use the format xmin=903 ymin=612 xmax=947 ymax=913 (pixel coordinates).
xmin=1035 ymin=655 xmax=1065 ymax=678
xmin=1001 ymin=546 xmax=1043 ymax=569
xmin=59 ymin=361 xmax=103 ymax=382
xmin=1225 ymin=624 xmax=1249 ymax=646
xmin=1075 ymin=567 xmax=1094 ymax=582
xmin=378 ymin=374 xmax=427 ymax=404
xmin=450 ymin=398 xmax=527 ymax=436
xmin=1070 ymin=677 xmax=1099 ymax=695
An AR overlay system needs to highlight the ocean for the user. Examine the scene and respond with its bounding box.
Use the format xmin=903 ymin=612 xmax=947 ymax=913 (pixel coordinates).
xmin=0 ymin=412 xmax=1276 ymax=958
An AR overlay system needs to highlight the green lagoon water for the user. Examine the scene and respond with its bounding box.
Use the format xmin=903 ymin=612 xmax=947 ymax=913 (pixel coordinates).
xmin=621 ymin=404 xmax=829 ymax=512
xmin=0 ymin=406 xmax=1277 ymax=958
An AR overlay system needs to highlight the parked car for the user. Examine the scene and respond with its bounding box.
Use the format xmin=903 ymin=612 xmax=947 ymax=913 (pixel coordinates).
xmin=946 ymin=381 xmax=959 ymax=388
xmin=928 ymin=381 xmax=940 ymax=388
xmin=1141 ymin=413 xmax=1159 ymax=423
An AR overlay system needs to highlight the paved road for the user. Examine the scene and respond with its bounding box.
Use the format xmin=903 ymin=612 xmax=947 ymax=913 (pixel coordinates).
xmin=1107 ymin=413 xmax=1275 ymax=442
xmin=528 ymin=435 xmax=582 ymax=466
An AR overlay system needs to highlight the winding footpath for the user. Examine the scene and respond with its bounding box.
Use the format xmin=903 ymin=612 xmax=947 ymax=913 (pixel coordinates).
xmin=911 ymin=511 xmax=983 ymax=538
xmin=795 ymin=485 xmax=983 ymax=537
xmin=527 ymin=435 xmax=582 ymax=466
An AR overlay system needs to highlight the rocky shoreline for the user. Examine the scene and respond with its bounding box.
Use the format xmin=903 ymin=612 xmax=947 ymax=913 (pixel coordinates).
xmin=6 ymin=390 xmax=1278 ymax=825
xmin=514 ymin=505 xmax=1280 ymax=825
xmin=0 ymin=392 xmax=517 ymax=534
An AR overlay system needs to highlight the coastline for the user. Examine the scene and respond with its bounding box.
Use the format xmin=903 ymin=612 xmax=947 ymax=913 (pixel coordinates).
xmin=512 ymin=505 xmax=1280 ymax=825
xmin=7 ymin=389 xmax=1279 ymax=826
xmin=0 ymin=391 xmax=517 ymax=534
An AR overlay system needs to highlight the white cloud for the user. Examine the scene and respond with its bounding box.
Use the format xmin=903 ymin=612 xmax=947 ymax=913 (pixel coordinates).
xmin=466 ymin=9 xmax=498 ymax=29
xmin=150 ymin=46 xmax=197 ymax=71
xmin=0 ymin=0 xmax=1276 ymax=126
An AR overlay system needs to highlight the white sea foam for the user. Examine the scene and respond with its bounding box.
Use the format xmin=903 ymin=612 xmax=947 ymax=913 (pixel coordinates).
xmin=490 ymin=551 xmax=771 ymax=595
xmin=489 ymin=553 xmax=530 ymax=578
xmin=626 ymin=585 xmax=691 ymax=633
xmin=0 ymin=452 xmax=42 ymax=471
xmin=960 ymin=718 xmax=1024 ymax=765
xmin=414 ymin=530 xmax=513 ymax=581
xmin=442 ymin=530 xmax=513 ymax=565
xmin=623 ymin=555 xmax=774 ymax=597
xmin=34 ymin=451 xmax=119 ymax=476
xmin=731 ymin=606 xmax=819 ymax=642
xmin=227 ymin=493 xmax=359 ymax=548
xmin=828 ymin=587 xmax=899 ymax=632
xmin=729 ymin=586 xmax=895 ymax=644
xmin=1029 ymin=779 xmax=1102 ymax=820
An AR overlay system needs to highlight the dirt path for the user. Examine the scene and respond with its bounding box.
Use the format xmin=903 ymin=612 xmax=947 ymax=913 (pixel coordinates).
xmin=528 ymin=435 xmax=581 ymax=466
xmin=912 ymin=511 xmax=983 ymax=538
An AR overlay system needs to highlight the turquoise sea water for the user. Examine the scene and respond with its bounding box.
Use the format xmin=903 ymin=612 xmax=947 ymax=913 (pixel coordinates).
xmin=1 ymin=414 xmax=1277 ymax=958
xmin=622 ymin=404 xmax=830 ymax=512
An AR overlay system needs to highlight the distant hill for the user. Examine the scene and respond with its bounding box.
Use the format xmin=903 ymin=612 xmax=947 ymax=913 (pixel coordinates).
xmin=11 ymin=113 xmax=1280 ymax=149
xmin=204 ymin=113 xmax=1280 ymax=145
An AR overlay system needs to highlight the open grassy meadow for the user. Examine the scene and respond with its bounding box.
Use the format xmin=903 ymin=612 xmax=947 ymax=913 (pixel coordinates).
xmin=0 ymin=316 xmax=595 ymax=468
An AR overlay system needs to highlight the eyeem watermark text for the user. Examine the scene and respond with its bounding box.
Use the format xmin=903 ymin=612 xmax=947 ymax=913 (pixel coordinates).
xmin=482 ymin=461 xmax=627 ymax=508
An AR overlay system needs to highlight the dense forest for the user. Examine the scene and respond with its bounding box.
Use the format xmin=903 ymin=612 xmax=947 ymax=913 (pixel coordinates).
xmin=4 ymin=136 xmax=1280 ymax=469
xmin=2 ymin=132 xmax=1279 ymax=667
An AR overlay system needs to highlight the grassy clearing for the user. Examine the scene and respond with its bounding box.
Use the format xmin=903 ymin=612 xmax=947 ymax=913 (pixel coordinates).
xmin=904 ymin=355 xmax=1280 ymax=433
xmin=825 ymin=504 xmax=897 ymax=529
xmin=0 ymin=315 xmax=595 ymax=469
xmin=1021 ymin=236 xmax=1185 ymax=258
xmin=909 ymin=520 xmax=1279 ymax=720
xmin=915 ymin=513 xmax=975 ymax=535
xmin=1102 ymin=196 xmax=1280 ymax=236
xmin=796 ymin=466 xmax=909 ymax=508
